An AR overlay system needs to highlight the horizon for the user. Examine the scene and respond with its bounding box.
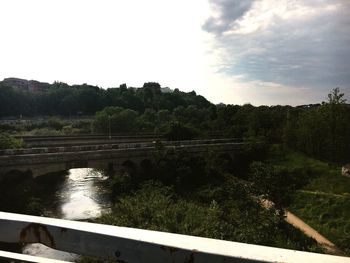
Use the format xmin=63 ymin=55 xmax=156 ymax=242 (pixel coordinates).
xmin=0 ymin=0 xmax=349 ymax=106
xmin=1 ymin=75 xmax=339 ymax=107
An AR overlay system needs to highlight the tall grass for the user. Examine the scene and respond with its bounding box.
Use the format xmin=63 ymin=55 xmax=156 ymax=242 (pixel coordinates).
xmin=269 ymin=146 xmax=350 ymax=255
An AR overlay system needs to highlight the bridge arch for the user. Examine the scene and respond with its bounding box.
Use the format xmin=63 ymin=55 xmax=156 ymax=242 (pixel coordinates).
xmin=1 ymin=169 xmax=33 ymax=181
xmin=121 ymin=160 xmax=138 ymax=177
xmin=217 ymin=153 xmax=235 ymax=173
xmin=0 ymin=139 xmax=244 ymax=178
xmin=139 ymin=159 xmax=153 ymax=178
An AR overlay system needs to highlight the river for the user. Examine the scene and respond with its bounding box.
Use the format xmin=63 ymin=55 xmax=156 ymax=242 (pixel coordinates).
xmin=22 ymin=168 xmax=112 ymax=261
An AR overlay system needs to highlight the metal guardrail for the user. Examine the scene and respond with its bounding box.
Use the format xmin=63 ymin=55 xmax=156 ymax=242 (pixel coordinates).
xmin=17 ymin=134 xmax=165 ymax=148
xmin=16 ymin=134 xmax=164 ymax=140
xmin=0 ymin=139 xmax=242 ymax=156
xmin=0 ymin=212 xmax=349 ymax=263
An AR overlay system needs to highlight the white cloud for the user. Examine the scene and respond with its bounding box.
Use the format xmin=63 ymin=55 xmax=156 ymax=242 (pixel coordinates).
xmin=236 ymin=0 xmax=340 ymax=35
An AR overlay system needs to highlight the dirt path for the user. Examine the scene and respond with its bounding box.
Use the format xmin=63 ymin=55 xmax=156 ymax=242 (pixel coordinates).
xmin=285 ymin=210 xmax=344 ymax=255
xmin=260 ymin=199 xmax=344 ymax=255
xmin=297 ymin=190 xmax=347 ymax=198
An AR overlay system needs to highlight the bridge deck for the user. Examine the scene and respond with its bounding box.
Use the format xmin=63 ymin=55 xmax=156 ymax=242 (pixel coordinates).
xmin=0 ymin=139 xmax=241 ymax=156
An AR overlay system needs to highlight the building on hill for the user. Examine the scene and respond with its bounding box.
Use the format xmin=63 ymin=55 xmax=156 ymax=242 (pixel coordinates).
xmin=1 ymin=77 xmax=49 ymax=92
xmin=2 ymin=77 xmax=28 ymax=90
xmin=160 ymin=87 xmax=173 ymax=93
xmin=28 ymin=80 xmax=50 ymax=92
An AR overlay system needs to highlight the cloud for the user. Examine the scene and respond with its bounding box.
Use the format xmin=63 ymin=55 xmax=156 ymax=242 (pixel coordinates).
xmin=203 ymin=0 xmax=350 ymax=104
xmin=202 ymin=0 xmax=255 ymax=35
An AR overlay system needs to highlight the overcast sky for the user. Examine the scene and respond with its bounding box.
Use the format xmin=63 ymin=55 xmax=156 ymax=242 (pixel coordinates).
xmin=0 ymin=0 xmax=349 ymax=105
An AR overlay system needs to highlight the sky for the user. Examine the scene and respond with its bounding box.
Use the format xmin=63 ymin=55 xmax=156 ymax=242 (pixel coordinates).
xmin=0 ymin=0 xmax=349 ymax=106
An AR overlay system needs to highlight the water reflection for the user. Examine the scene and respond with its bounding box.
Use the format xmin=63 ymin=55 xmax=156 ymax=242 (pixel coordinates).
xmin=59 ymin=168 xmax=109 ymax=220
xmin=23 ymin=168 xmax=111 ymax=261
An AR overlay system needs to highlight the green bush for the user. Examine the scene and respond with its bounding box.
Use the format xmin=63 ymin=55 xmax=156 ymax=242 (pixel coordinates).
xmin=164 ymin=122 xmax=199 ymax=141
xmin=0 ymin=133 xmax=24 ymax=149
xmin=47 ymin=117 xmax=65 ymax=130
xmin=97 ymin=179 xmax=320 ymax=253
xmin=27 ymin=128 xmax=63 ymax=136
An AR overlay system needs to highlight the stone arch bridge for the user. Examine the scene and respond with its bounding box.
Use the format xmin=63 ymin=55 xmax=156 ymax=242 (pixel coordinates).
xmin=0 ymin=139 xmax=244 ymax=178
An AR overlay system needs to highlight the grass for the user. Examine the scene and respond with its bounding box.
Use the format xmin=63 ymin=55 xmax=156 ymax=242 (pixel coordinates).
xmin=268 ymin=145 xmax=331 ymax=171
xmin=268 ymin=145 xmax=350 ymax=194
xmin=303 ymin=172 xmax=350 ymax=195
xmin=289 ymin=191 xmax=350 ymax=255
xmin=268 ymin=146 xmax=350 ymax=255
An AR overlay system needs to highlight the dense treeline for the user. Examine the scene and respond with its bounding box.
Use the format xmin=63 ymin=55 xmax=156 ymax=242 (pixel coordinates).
xmin=1 ymin=81 xmax=349 ymax=162
xmin=0 ymin=82 xmax=211 ymax=117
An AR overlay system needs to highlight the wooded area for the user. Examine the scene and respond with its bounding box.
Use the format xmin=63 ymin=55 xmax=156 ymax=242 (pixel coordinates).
xmin=1 ymin=82 xmax=349 ymax=163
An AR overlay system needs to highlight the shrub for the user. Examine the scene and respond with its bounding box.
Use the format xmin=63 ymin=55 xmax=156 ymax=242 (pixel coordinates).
xmin=0 ymin=133 xmax=24 ymax=149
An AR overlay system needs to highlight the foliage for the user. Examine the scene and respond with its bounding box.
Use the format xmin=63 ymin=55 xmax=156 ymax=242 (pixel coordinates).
xmin=0 ymin=82 xmax=211 ymax=118
xmin=290 ymin=88 xmax=350 ymax=163
xmin=268 ymin=147 xmax=350 ymax=255
xmin=97 ymin=147 xmax=324 ymax=258
xmin=289 ymin=191 xmax=350 ymax=255
xmin=327 ymin=87 xmax=347 ymax=104
xmin=249 ymin=162 xmax=296 ymax=213
xmin=98 ymin=180 xmax=320 ymax=252
xmin=26 ymin=128 xmax=64 ymax=136
xmin=93 ymin=106 xmax=139 ymax=133
xmin=47 ymin=117 xmax=65 ymax=130
xmin=1 ymin=82 xmax=350 ymax=257
xmin=0 ymin=133 xmax=24 ymax=149
xmin=164 ymin=121 xmax=199 ymax=140
xmin=0 ymin=170 xmax=66 ymax=215
xmin=1 ymin=82 xmax=349 ymax=164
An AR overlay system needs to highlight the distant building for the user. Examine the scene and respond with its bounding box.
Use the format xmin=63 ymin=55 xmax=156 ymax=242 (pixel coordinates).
xmin=296 ymin=103 xmax=321 ymax=108
xmin=160 ymin=87 xmax=173 ymax=93
xmin=216 ymin=103 xmax=226 ymax=108
xmin=2 ymin=77 xmax=28 ymax=90
xmin=28 ymin=80 xmax=50 ymax=92
xmin=1 ymin=77 xmax=50 ymax=92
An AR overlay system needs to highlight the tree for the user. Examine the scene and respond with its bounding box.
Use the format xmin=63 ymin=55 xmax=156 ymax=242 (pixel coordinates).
xmin=249 ymin=162 xmax=295 ymax=216
xmin=293 ymin=88 xmax=350 ymax=162
xmin=164 ymin=122 xmax=199 ymax=141
xmin=325 ymin=88 xmax=349 ymax=161
xmin=327 ymin=87 xmax=346 ymax=105
xmin=93 ymin=106 xmax=138 ymax=134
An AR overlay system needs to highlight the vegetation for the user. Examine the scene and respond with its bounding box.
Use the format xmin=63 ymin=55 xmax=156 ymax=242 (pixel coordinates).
xmin=98 ymin=179 xmax=320 ymax=251
xmin=290 ymin=191 xmax=350 ymax=255
xmin=0 ymin=170 xmax=66 ymax=215
xmin=1 ymin=82 xmax=350 ymax=259
xmin=289 ymin=88 xmax=350 ymax=162
xmin=2 ymin=82 xmax=349 ymax=163
xmin=0 ymin=134 xmax=24 ymax=149
xmin=0 ymin=82 xmax=212 ymax=119
xmin=268 ymin=148 xmax=350 ymax=254
xmin=0 ymin=117 xmax=93 ymax=136
xmin=96 ymin=147 xmax=322 ymax=256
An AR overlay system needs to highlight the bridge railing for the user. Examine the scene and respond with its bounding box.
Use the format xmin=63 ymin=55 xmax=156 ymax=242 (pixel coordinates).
xmin=0 ymin=212 xmax=349 ymax=263
xmin=0 ymin=138 xmax=242 ymax=156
